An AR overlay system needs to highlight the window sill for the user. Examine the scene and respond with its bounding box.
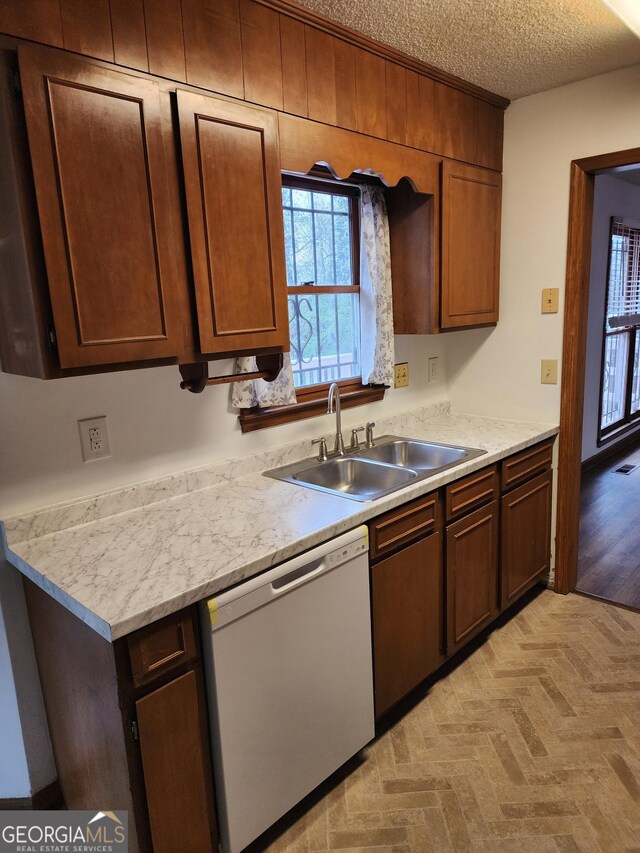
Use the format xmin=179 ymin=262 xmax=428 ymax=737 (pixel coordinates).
xmin=238 ymin=383 xmax=387 ymax=433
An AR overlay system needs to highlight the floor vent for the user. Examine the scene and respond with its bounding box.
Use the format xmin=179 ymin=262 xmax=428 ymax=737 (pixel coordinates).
xmin=614 ymin=463 xmax=637 ymax=475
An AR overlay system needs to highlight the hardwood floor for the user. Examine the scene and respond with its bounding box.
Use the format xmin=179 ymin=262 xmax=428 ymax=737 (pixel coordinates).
xmin=248 ymin=590 xmax=640 ymax=852
xmin=577 ymin=442 xmax=640 ymax=610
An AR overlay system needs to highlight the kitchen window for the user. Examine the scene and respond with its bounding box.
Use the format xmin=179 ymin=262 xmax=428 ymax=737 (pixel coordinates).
xmin=599 ymin=217 xmax=640 ymax=441
xmin=237 ymin=174 xmax=386 ymax=431
xmin=283 ymin=178 xmax=361 ymax=388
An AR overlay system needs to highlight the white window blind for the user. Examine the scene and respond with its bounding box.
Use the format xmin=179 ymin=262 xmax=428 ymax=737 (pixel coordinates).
xmin=607 ymin=217 xmax=640 ymax=330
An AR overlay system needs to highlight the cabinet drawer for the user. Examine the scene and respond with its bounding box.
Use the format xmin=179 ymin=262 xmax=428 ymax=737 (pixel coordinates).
xmin=128 ymin=610 xmax=197 ymax=687
xmin=369 ymin=491 xmax=441 ymax=561
xmin=501 ymin=439 xmax=554 ymax=492
xmin=445 ymin=465 xmax=497 ymax=521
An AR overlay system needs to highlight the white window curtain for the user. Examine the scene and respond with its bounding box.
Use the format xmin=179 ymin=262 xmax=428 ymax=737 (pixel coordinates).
xmin=231 ymin=181 xmax=394 ymax=409
xmin=230 ymin=352 xmax=297 ymax=408
xmin=360 ymin=184 xmax=395 ymax=386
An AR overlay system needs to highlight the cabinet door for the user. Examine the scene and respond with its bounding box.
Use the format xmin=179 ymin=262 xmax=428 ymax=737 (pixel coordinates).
xmin=501 ymin=469 xmax=552 ymax=609
xmin=446 ymin=500 xmax=499 ymax=654
xmin=441 ymin=160 xmax=501 ymax=329
xmin=177 ymin=91 xmax=289 ymax=355
xmin=136 ymin=670 xmax=214 ymax=853
xmin=19 ymin=45 xmax=184 ymax=368
xmin=372 ymin=531 xmax=443 ymax=718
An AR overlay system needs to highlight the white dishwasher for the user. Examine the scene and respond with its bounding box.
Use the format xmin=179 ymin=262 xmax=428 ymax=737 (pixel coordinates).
xmin=200 ymin=526 xmax=374 ymax=853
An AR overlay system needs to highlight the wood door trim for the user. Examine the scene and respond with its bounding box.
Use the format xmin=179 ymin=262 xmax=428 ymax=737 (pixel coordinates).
xmin=556 ymin=146 xmax=640 ymax=595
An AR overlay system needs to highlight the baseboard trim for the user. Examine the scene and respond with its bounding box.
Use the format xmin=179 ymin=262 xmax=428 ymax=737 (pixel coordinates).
xmin=0 ymin=780 xmax=63 ymax=811
xmin=582 ymin=429 xmax=640 ymax=473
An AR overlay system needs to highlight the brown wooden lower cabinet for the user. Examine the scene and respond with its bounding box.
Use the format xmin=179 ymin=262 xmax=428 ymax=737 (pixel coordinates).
xmin=23 ymin=582 xmax=216 ymax=853
xmin=445 ymin=499 xmax=499 ymax=655
xmin=501 ymin=468 xmax=552 ymax=609
xmin=136 ymin=671 xmax=213 ymax=853
xmin=371 ymin=529 xmax=444 ymax=718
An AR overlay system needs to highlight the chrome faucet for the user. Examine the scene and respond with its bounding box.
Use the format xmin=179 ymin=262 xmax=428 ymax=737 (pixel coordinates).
xmin=327 ymin=382 xmax=345 ymax=456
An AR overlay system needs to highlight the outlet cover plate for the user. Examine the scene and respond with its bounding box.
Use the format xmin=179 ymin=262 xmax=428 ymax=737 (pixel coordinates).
xmin=78 ymin=416 xmax=111 ymax=462
xmin=428 ymin=356 xmax=439 ymax=384
xmin=394 ymin=362 xmax=409 ymax=388
xmin=542 ymin=288 xmax=559 ymax=314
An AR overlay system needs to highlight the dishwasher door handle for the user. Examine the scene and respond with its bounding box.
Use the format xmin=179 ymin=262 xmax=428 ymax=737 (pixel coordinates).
xmin=271 ymin=557 xmax=327 ymax=593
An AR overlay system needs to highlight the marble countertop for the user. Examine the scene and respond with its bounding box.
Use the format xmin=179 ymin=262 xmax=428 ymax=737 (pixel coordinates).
xmin=2 ymin=405 xmax=558 ymax=641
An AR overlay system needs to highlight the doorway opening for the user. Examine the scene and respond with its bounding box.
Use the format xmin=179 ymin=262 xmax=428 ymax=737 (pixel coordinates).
xmin=556 ymin=148 xmax=640 ymax=597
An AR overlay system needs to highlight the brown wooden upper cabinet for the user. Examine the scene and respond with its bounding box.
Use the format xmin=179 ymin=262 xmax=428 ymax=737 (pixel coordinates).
xmin=176 ymin=91 xmax=289 ymax=355
xmin=440 ymin=161 xmax=502 ymax=329
xmin=18 ymin=45 xmax=185 ymax=369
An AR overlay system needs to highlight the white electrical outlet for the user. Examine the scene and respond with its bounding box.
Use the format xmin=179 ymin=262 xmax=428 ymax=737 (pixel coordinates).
xmin=78 ymin=416 xmax=111 ymax=462
xmin=428 ymin=356 xmax=439 ymax=384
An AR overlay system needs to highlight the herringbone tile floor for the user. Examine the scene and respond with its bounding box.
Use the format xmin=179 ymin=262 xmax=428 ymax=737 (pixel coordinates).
xmin=256 ymin=589 xmax=640 ymax=852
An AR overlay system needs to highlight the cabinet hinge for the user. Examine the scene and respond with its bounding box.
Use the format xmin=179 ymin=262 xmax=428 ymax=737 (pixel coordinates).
xmin=130 ymin=719 xmax=139 ymax=742
xmin=10 ymin=69 xmax=21 ymax=97
xmin=46 ymin=325 xmax=57 ymax=350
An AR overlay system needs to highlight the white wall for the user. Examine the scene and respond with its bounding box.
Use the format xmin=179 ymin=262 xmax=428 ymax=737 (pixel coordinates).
xmin=0 ymin=334 xmax=450 ymax=518
xmin=582 ymin=174 xmax=640 ymax=461
xmin=0 ymin=560 xmax=56 ymax=798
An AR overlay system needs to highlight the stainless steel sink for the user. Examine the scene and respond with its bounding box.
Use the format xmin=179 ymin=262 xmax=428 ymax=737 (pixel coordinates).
xmin=264 ymin=435 xmax=487 ymax=502
xmin=356 ymin=439 xmax=470 ymax=469
xmin=292 ymin=457 xmax=417 ymax=500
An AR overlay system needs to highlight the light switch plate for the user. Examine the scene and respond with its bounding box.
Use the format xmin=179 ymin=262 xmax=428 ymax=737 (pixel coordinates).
xmin=394 ymin=362 xmax=409 ymax=388
xmin=428 ymin=356 xmax=439 ymax=384
xmin=542 ymin=288 xmax=559 ymax=314
xmin=541 ymin=359 xmax=558 ymax=384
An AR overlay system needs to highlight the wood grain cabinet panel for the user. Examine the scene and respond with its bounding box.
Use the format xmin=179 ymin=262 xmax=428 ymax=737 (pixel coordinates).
xmin=0 ymin=0 xmax=64 ymax=46
xmin=334 ymin=38 xmax=357 ymax=131
xmin=280 ymin=14 xmax=307 ymax=117
xmin=446 ymin=500 xmax=499 ymax=654
xmin=501 ymin=439 xmax=554 ymax=492
xmin=240 ymin=0 xmax=282 ymax=109
xmin=144 ymin=0 xmax=186 ymax=81
xmin=305 ymin=26 xmax=336 ymax=125
xmin=385 ymin=60 xmax=406 ymax=145
xmin=475 ymin=98 xmax=504 ymax=171
xmin=59 ymin=0 xmax=114 ymax=61
xmin=19 ymin=46 xmax=184 ymax=368
xmin=441 ymin=160 xmax=501 ymax=329
xmin=128 ymin=610 xmax=197 ymax=687
xmin=501 ymin=469 xmax=552 ymax=610
xmin=433 ymin=83 xmax=460 ymax=159
xmin=137 ymin=671 xmax=214 ymax=853
xmin=445 ymin=465 xmax=498 ymax=522
xmin=110 ymin=0 xmax=149 ymax=70
xmin=182 ymin=0 xmax=243 ymax=95
xmin=372 ymin=531 xmax=444 ymax=717
xmin=405 ymin=71 xmax=435 ymax=153
xmin=387 ymin=180 xmax=438 ymax=334
xmin=369 ymin=490 xmax=440 ymax=560
xmin=177 ymin=91 xmax=289 ymax=354
xmin=355 ymin=46 xmax=386 ymax=139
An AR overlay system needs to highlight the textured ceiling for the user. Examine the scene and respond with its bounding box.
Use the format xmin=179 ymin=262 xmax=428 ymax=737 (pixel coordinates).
xmin=294 ymin=0 xmax=640 ymax=100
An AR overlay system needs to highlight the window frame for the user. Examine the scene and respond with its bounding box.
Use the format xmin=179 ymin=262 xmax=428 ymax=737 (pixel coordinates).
xmin=597 ymin=218 xmax=640 ymax=444
xmin=238 ymin=172 xmax=386 ymax=433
